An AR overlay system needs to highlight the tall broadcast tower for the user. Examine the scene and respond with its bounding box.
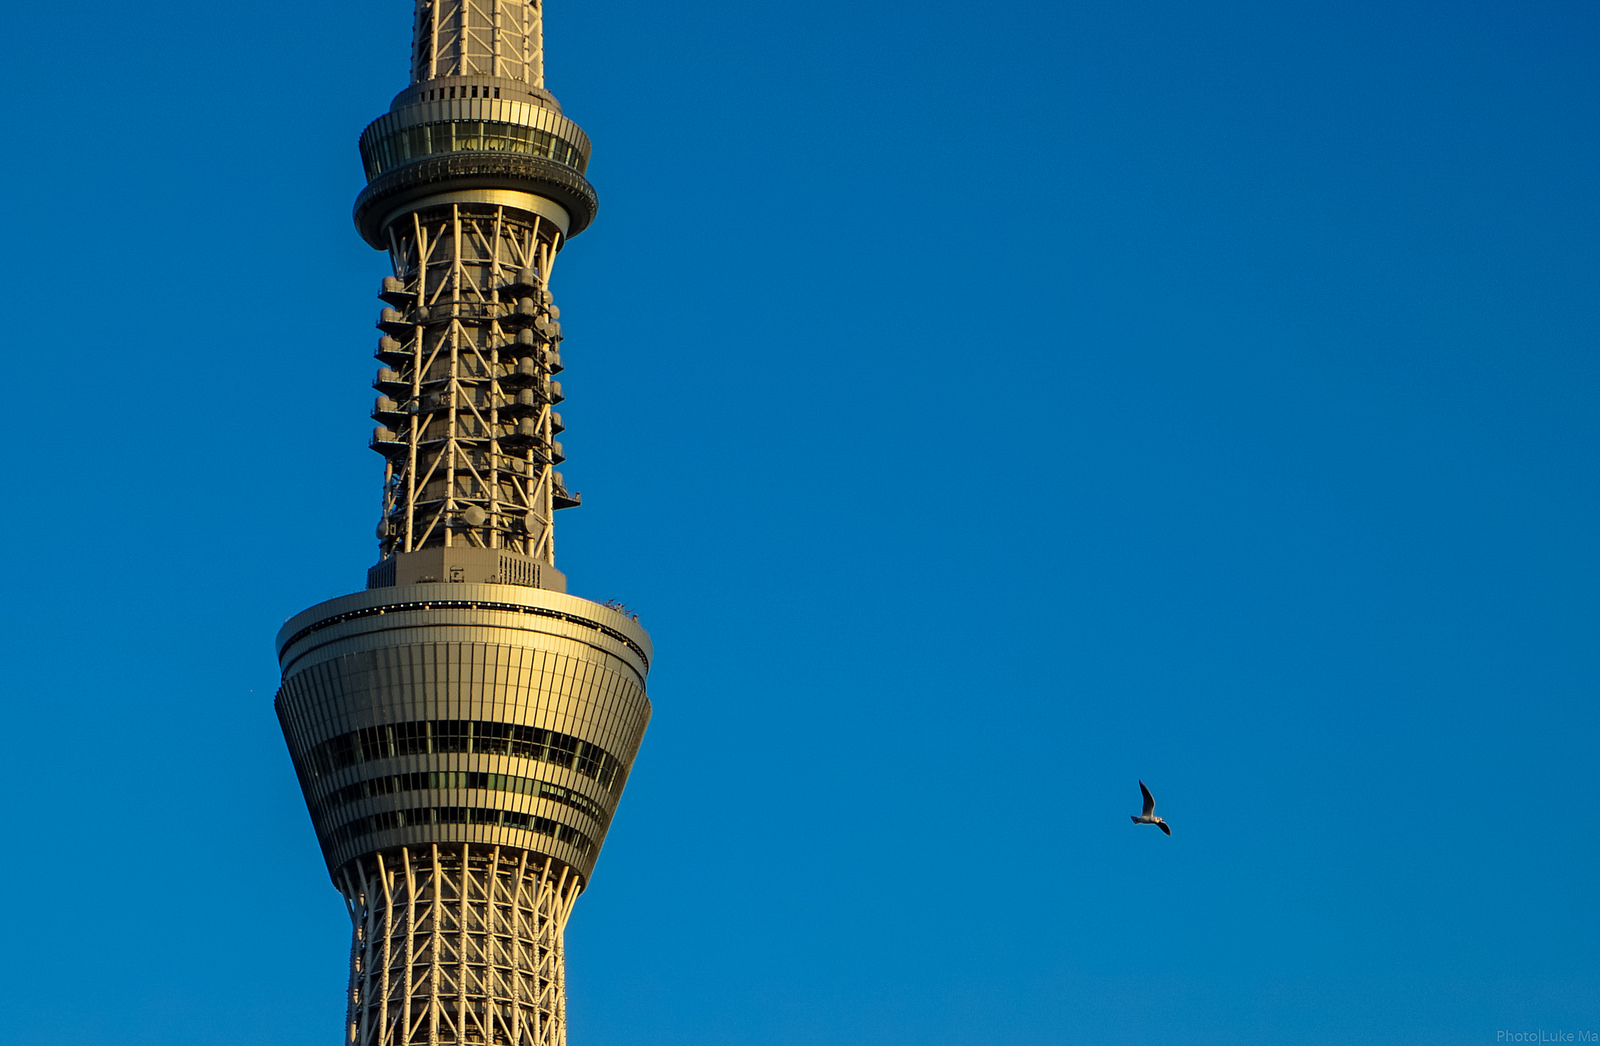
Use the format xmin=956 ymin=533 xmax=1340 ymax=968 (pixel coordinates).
xmin=274 ymin=4 xmax=651 ymax=1044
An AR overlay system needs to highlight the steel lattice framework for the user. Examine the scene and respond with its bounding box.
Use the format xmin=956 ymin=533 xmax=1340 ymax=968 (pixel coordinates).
xmin=277 ymin=4 xmax=650 ymax=1045
xmin=372 ymin=206 xmax=572 ymax=566
xmin=341 ymin=845 xmax=578 ymax=1046
xmin=413 ymin=0 xmax=545 ymax=86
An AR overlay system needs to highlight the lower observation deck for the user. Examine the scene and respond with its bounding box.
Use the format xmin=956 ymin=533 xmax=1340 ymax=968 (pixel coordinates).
xmin=276 ymin=584 xmax=652 ymax=886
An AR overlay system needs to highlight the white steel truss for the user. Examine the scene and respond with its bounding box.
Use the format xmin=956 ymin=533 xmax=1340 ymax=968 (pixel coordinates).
xmin=372 ymin=203 xmax=572 ymax=565
xmin=340 ymin=845 xmax=581 ymax=1046
xmin=414 ymin=0 xmax=545 ymax=87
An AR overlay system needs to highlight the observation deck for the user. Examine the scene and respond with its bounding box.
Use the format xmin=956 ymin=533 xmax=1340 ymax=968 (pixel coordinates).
xmin=277 ymin=583 xmax=652 ymax=887
xmin=352 ymin=86 xmax=598 ymax=246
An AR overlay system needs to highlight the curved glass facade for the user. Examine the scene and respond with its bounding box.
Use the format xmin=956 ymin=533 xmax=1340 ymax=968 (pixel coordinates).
xmin=315 ymin=769 xmax=612 ymax=827
xmin=299 ymin=718 xmax=629 ymax=796
xmin=326 ymin=804 xmax=596 ymax=857
xmin=361 ymin=120 xmax=588 ymax=180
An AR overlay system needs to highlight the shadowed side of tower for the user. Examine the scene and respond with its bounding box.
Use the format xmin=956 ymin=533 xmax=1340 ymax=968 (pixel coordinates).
xmin=275 ymin=5 xmax=650 ymax=1045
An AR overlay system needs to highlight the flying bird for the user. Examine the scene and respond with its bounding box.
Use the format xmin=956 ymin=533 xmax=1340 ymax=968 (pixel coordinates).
xmin=1131 ymin=780 xmax=1171 ymax=836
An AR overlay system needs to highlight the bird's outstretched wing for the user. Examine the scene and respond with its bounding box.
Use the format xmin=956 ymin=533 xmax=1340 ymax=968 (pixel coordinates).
xmin=1157 ymin=820 xmax=1171 ymax=837
xmin=1139 ymin=780 xmax=1156 ymax=817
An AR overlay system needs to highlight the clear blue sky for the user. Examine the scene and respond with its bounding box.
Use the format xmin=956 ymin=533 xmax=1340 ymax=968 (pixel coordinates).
xmin=1 ymin=1 xmax=1596 ymax=1043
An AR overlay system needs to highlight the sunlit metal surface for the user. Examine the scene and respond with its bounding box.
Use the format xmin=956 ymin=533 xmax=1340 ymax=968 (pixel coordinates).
xmin=276 ymin=5 xmax=649 ymax=1043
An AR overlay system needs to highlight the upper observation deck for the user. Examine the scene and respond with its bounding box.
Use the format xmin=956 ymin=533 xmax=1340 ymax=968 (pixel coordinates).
xmin=358 ymin=93 xmax=591 ymax=182
xmin=352 ymin=1 xmax=598 ymax=245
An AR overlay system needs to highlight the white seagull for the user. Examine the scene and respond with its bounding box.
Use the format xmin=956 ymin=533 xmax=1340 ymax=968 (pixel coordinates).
xmin=1130 ymin=780 xmax=1171 ymax=836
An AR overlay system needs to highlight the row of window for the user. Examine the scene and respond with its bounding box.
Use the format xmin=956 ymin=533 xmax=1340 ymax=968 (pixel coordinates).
xmin=363 ymin=121 xmax=587 ymax=180
xmin=316 ymin=769 xmax=610 ymax=827
xmin=325 ymin=805 xmax=595 ymax=858
xmin=280 ymin=599 xmax=651 ymax=672
xmin=419 ymin=85 xmax=503 ymax=102
xmin=303 ymin=720 xmax=626 ymax=795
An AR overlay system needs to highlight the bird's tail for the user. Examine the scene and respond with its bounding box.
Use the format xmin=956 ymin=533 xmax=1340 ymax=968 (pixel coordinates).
xmin=1130 ymin=815 xmax=1140 ymax=825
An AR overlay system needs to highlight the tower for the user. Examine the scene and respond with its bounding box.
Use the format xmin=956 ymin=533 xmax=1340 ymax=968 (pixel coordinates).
xmin=274 ymin=4 xmax=651 ymax=1044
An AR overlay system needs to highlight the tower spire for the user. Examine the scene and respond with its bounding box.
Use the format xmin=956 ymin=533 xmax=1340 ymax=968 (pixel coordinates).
xmin=411 ymin=0 xmax=546 ymax=89
xmin=276 ymin=5 xmax=651 ymax=1045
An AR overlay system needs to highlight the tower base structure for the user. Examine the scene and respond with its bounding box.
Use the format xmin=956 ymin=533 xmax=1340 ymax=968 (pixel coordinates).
xmin=276 ymin=584 xmax=651 ymax=1046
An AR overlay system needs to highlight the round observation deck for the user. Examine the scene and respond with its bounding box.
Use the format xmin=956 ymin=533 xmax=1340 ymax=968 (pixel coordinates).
xmin=352 ymin=90 xmax=597 ymax=247
xmin=275 ymin=583 xmax=651 ymax=886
